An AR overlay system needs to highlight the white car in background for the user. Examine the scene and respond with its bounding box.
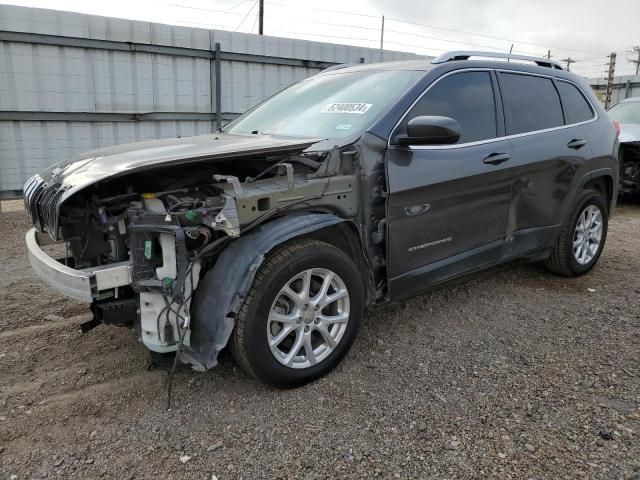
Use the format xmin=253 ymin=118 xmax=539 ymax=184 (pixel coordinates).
xmin=608 ymin=97 xmax=640 ymax=194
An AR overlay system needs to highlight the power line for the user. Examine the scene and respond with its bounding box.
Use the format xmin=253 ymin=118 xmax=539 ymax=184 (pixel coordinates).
xmin=386 ymin=17 xmax=607 ymax=56
xmin=382 ymin=39 xmax=540 ymax=57
xmin=161 ymin=1 xmax=618 ymax=60
xmin=396 ymin=21 xmax=609 ymax=56
xmin=280 ymin=3 xmax=382 ymax=19
xmin=235 ymin=0 xmax=258 ymax=30
xmin=223 ymin=0 xmax=254 ymax=13
xmin=627 ymin=46 xmax=640 ymax=75
xmin=261 ymin=12 xmax=546 ymax=57
xmin=251 ymin=8 xmax=259 ymax=33
xmin=160 ymin=1 xmax=252 ymax=16
xmin=261 ymin=14 xmax=538 ymax=55
xmin=382 ymin=41 xmax=454 ymax=53
xmin=263 ymin=1 xmax=604 ymax=56
xmin=560 ymin=57 xmax=578 ymax=71
xmin=262 ymin=17 xmax=382 ymax=32
xmin=384 ymin=28 xmax=541 ymax=55
xmin=269 ymin=29 xmax=378 ymax=44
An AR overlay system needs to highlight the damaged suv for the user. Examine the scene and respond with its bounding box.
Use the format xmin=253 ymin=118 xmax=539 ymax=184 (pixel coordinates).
xmin=24 ymin=51 xmax=619 ymax=387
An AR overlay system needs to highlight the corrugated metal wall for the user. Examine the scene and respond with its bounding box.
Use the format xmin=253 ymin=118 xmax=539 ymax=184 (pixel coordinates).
xmin=590 ymin=74 xmax=640 ymax=106
xmin=0 ymin=5 xmax=428 ymax=195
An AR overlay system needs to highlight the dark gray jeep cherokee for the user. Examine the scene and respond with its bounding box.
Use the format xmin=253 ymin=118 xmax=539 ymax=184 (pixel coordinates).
xmin=24 ymin=51 xmax=619 ymax=387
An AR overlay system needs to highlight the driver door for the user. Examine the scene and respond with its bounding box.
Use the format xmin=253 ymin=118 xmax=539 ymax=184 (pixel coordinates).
xmin=386 ymin=70 xmax=513 ymax=298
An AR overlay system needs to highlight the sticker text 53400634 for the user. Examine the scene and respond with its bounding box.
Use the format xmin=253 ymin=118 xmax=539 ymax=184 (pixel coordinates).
xmin=321 ymin=103 xmax=373 ymax=114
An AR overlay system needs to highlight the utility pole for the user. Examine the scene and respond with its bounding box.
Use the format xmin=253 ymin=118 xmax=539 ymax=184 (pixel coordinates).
xmin=380 ymin=15 xmax=385 ymax=51
xmin=561 ymin=57 xmax=577 ymax=71
xmin=628 ymin=46 xmax=640 ymax=75
xmin=604 ymin=52 xmax=617 ymax=109
xmin=258 ymin=0 xmax=264 ymax=35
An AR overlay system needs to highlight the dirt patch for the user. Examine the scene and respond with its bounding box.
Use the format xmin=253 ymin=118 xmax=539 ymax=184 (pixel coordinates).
xmin=0 ymin=200 xmax=22 ymax=213
xmin=1 ymin=203 xmax=639 ymax=479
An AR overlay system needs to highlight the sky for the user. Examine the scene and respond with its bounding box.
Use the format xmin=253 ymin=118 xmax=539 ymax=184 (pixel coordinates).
xmin=3 ymin=0 xmax=639 ymax=78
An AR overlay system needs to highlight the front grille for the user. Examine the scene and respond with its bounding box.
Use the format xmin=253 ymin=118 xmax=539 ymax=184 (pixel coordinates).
xmin=23 ymin=174 xmax=44 ymax=223
xmin=40 ymin=185 xmax=65 ymax=237
xmin=23 ymin=174 xmax=66 ymax=239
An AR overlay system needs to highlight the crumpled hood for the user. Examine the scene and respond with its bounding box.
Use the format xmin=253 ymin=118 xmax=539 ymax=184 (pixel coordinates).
xmin=619 ymin=123 xmax=640 ymax=143
xmin=23 ymin=132 xmax=322 ymax=239
xmin=35 ymin=132 xmax=322 ymax=196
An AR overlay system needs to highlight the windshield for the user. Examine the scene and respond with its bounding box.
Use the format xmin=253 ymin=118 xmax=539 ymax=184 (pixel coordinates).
xmin=608 ymin=101 xmax=640 ymax=124
xmin=224 ymin=70 xmax=422 ymax=138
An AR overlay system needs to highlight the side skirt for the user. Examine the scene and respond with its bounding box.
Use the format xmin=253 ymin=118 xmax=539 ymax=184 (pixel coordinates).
xmin=387 ymin=224 xmax=560 ymax=301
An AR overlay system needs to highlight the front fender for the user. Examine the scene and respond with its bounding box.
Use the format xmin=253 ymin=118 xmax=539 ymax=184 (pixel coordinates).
xmin=180 ymin=213 xmax=348 ymax=370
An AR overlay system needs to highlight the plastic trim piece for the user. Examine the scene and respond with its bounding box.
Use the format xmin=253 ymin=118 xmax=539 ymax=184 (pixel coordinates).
xmin=25 ymin=228 xmax=131 ymax=302
xmin=183 ymin=213 xmax=348 ymax=370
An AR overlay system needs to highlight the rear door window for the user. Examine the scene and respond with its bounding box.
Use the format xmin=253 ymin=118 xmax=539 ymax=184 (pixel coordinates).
xmin=499 ymin=72 xmax=564 ymax=135
xmin=400 ymin=71 xmax=497 ymax=144
xmin=556 ymin=81 xmax=594 ymax=124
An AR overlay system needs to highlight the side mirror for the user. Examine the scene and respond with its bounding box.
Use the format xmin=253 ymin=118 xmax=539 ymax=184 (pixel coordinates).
xmin=394 ymin=115 xmax=461 ymax=145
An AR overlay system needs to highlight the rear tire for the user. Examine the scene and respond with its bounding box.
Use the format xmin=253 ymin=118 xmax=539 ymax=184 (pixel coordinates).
xmin=543 ymin=189 xmax=608 ymax=276
xmin=230 ymin=239 xmax=364 ymax=388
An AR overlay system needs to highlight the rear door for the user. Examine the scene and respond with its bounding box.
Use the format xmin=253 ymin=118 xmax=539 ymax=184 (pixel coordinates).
xmin=496 ymin=72 xmax=595 ymax=255
xmin=386 ymin=70 xmax=513 ymax=298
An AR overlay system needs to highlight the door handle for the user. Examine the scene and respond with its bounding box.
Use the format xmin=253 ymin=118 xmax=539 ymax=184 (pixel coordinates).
xmin=567 ymin=139 xmax=587 ymax=149
xmin=483 ymin=152 xmax=510 ymax=165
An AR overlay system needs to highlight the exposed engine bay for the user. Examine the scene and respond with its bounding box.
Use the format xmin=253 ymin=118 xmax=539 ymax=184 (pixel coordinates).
xmin=34 ymin=148 xmax=360 ymax=362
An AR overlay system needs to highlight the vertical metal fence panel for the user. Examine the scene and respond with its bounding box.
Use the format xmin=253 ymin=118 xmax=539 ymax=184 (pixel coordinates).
xmin=0 ymin=4 xmax=428 ymax=195
xmin=589 ymin=74 xmax=640 ymax=106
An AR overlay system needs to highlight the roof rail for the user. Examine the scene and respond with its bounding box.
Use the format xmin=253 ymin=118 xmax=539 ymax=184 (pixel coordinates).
xmin=432 ymin=51 xmax=564 ymax=70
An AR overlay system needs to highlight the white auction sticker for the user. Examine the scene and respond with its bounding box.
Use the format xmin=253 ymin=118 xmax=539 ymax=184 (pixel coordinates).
xmin=321 ymin=103 xmax=372 ymax=114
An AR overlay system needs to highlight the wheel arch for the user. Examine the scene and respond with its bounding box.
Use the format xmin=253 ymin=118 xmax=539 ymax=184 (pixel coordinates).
xmin=583 ymin=172 xmax=615 ymax=214
xmin=560 ymin=168 xmax=617 ymax=225
xmin=296 ymin=221 xmax=375 ymax=302
xmin=181 ymin=213 xmax=372 ymax=370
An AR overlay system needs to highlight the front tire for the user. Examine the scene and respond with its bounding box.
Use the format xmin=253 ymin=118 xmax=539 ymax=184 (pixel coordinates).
xmin=543 ymin=189 xmax=608 ymax=276
xmin=230 ymin=239 xmax=364 ymax=388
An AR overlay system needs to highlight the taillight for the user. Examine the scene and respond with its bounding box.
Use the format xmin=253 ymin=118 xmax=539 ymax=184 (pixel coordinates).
xmin=613 ymin=121 xmax=620 ymax=137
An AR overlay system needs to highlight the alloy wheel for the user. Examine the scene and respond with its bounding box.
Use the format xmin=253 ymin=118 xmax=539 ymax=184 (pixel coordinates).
xmin=573 ymin=204 xmax=603 ymax=265
xmin=267 ymin=268 xmax=350 ymax=369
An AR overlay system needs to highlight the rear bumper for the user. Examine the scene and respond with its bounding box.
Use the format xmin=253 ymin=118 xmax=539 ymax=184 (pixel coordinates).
xmin=25 ymin=228 xmax=131 ymax=302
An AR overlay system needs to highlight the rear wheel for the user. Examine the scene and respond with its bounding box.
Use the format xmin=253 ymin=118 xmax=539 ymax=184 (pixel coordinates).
xmin=544 ymin=189 xmax=608 ymax=276
xmin=230 ymin=239 xmax=364 ymax=388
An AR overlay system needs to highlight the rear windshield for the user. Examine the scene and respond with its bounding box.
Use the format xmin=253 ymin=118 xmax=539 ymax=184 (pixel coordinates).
xmin=224 ymin=70 xmax=422 ymax=138
xmin=608 ymin=101 xmax=640 ymax=124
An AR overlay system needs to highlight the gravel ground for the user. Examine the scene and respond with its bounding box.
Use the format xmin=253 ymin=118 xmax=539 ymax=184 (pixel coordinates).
xmin=1 ymin=201 xmax=639 ymax=479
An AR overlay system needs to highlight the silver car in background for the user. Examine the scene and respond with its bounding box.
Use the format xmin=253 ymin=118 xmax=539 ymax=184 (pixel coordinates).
xmin=608 ymin=97 xmax=640 ymax=194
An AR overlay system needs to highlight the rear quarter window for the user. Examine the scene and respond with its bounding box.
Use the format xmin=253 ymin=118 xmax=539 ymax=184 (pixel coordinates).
xmin=556 ymin=81 xmax=595 ymax=124
xmin=499 ymin=72 xmax=564 ymax=135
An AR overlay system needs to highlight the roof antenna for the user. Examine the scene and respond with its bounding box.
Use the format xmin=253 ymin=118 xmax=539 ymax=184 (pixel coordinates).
xmin=508 ymin=44 xmax=514 ymax=62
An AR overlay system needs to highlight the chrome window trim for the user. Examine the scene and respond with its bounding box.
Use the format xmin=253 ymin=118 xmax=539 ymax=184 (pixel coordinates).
xmin=554 ymin=77 xmax=597 ymax=124
xmin=389 ymin=67 xmax=599 ymax=151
